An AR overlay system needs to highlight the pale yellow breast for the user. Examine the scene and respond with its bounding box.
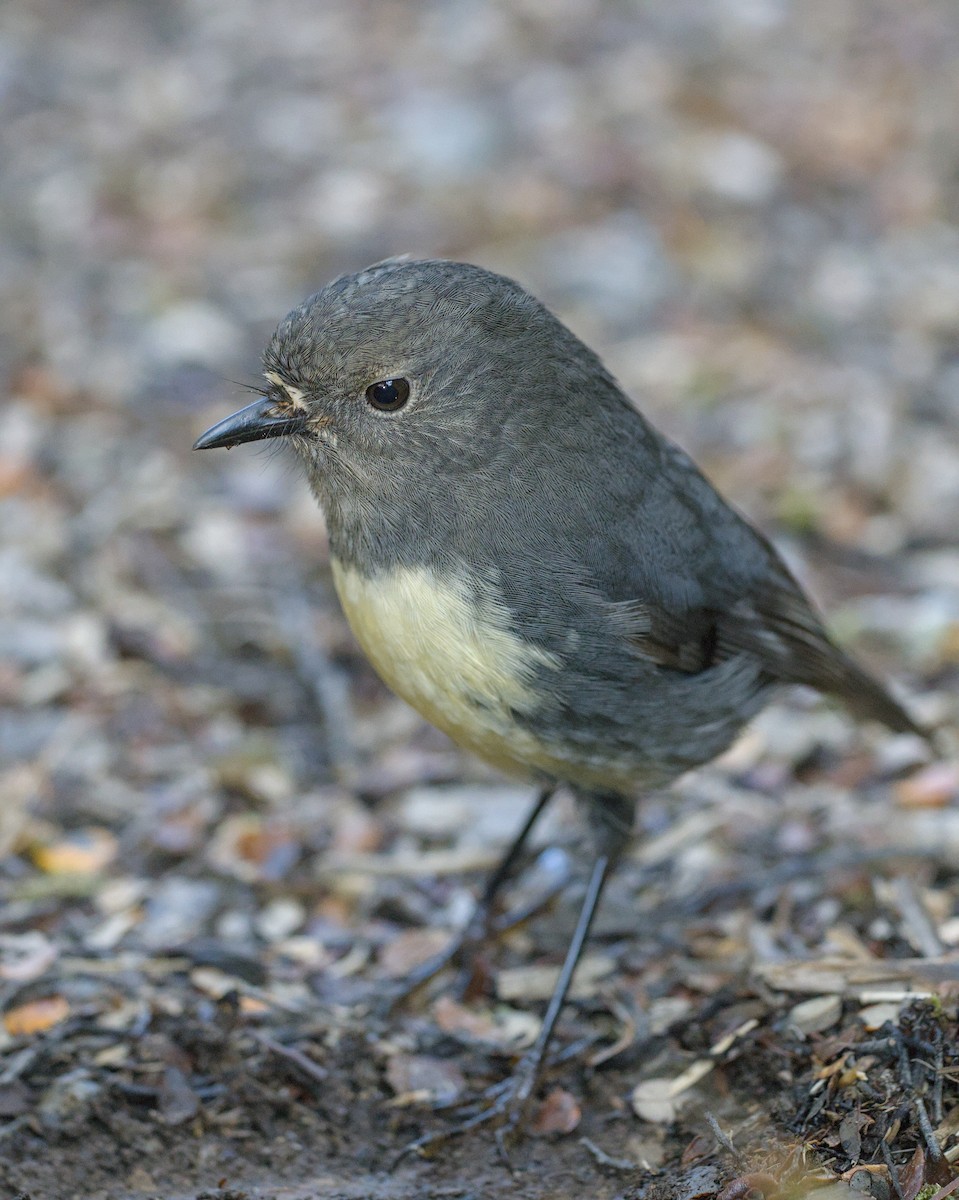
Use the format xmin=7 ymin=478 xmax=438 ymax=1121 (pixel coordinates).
xmin=330 ymin=559 xmax=562 ymax=777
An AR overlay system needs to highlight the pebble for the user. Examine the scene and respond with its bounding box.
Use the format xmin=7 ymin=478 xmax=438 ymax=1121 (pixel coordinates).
xmin=139 ymin=878 xmax=222 ymax=949
xmin=696 ymin=132 xmax=784 ymax=203
xmin=38 ymin=1070 xmax=102 ymax=1127
xmin=145 ymin=303 xmax=240 ymax=369
xmin=255 ymin=897 xmax=306 ymax=942
xmin=787 ymin=995 xmax=843 ymax=1037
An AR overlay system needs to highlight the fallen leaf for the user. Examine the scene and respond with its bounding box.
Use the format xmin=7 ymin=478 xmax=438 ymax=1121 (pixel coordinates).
xmin=3 ymin=994 xmax=70 ymax=1036
xmin=32 ymin=828 xmax=117 ymax=875
xmin=430 ymin=995 xmax=540 ymax=1048
xmin=378 ymin=928 xmax=448 ymax=978
xmin=239 ymin=996 xmax=270 ymax=1016
xmin=496 ymin=953 xmax=616 ymax=1002
xmin=859 ymin=1000 xmax=905 ymax=1030
xmin=925 ymin=1178 xmax=959 ymax=1200
xmin=0 ymin=932 xmax=58 ymax=982
xmin=717 ymin=1173 xmax=780 ymax=1200
xmin=899 ymin=1145 xmax=926 ymax=1200
xmin=895 ymin=762 xmax=959 ymax=809
xmin=385 ymin=1053 xmax=465 ymax=1106
xmin=158 ymin=1066 xmax=200 ymax=1125
xmin=207 ymin=816 xmax=299 ymax=883
xmin=838 ymin=1110 xmax=863 ymax=1163
xmin=329 ymin=801 xmax=384 ymax=854
xmin=530 ymin=1087 xmax=581 ymax=1136
xmin=432 ymin=994 xmax=498 ymax=1040
xmin=631 ymin=1078 xmax=680 ymax=1124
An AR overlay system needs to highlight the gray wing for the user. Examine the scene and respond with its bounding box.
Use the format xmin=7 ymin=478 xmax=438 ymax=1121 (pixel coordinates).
xmin=585 ymin=430 xmax=924 ymax=737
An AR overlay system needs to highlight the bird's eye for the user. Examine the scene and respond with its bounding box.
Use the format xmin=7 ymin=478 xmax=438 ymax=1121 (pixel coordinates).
xmin=365 ymin=378 xmax=410 ymax=412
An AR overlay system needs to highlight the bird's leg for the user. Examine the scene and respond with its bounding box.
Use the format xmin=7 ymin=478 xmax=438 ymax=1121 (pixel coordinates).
xmin=396 ymin=790 xmax=632 ymax=1165
xmin=492 ymin=848 xmax=615 ymax=1148
xmin=380 ymin=786 xmax=557 ymax=1013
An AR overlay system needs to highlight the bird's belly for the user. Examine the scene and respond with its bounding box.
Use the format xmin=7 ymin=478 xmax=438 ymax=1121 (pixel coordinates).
xmin=329 ymin=558 xmax=708 ymax=792
xmin=330 ymin=558 xmax=571 ymax=778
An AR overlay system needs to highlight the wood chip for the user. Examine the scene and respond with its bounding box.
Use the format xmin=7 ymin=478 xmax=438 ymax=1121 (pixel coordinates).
xmin=754 ymin=956 xmax=959 ymax=995
xmin=858 ymin=1000 xmax=906 ymax=1030
xmin=384 ymin=1053 xmax=465 ymax=1106
xmin=496 ymin=952 xmax=616 ymax=1002
xmin=788 ymin=994 xmax=843 ymax=1036
xmin=631 ymin=1059 xmax=715 ymax=1124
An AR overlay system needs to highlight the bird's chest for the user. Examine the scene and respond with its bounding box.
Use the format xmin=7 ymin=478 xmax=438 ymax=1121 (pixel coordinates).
xmin=329 ymin=558 xmax=560 ymax=774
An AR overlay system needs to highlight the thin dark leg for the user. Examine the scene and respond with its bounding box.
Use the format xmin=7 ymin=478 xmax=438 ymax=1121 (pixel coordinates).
xmin=395 ymin=848 xmax=616 ymax=1165
xmin=381 ymin=786 xmax=556 ymax=1011
xmin=495 ymin=794 xmax=631 ymax=1148
xmin=475 ymin=785 xmax=556 ymax=915
xmin=393 ymin=790 xmax=632 ymax=1166
xmin=496 ymin=850 xmax=614 ymax=1138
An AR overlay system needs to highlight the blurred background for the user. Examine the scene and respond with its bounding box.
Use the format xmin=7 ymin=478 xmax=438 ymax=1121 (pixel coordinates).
xmin=4 ymin=0 xmax=957 ymax=809
xmin=1 ymin=1 xmax=958 ymax=1194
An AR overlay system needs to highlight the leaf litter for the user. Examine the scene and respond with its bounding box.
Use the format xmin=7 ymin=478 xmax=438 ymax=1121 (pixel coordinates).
xmin=2 ymin=0 xmax=959 ymax=1197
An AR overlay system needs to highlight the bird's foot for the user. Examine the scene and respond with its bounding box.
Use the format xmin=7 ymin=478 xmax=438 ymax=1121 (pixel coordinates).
xmin=393 ymin=1048 xmax=543 ymax=1170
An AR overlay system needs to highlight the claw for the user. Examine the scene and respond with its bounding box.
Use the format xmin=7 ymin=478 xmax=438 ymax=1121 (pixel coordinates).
xmin=391 ymin=1071 xmax=534 ymax=1170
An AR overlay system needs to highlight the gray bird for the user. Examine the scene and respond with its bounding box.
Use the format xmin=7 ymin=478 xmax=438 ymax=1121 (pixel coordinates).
xmin=194 ymin=258 xmax=926 ymax=1148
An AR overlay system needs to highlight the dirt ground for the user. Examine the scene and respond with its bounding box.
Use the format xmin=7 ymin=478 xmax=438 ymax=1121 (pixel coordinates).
xmin=2 ymin=1 xmax=959 ymax=1198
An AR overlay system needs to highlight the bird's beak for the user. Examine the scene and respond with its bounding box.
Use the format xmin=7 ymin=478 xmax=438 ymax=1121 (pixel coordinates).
xmin=193 ymin=396 xmax=308 ymax=450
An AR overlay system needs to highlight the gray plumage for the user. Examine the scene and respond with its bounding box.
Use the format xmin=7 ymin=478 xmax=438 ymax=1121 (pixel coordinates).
xmin=258 ymin=258 xmax=923 ymax=796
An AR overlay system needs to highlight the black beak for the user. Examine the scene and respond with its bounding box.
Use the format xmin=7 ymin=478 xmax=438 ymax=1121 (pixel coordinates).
xmin=193 ymin=396 xmax=308 ymax=451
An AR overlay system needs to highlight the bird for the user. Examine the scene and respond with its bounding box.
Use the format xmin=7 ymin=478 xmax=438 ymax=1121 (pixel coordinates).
xmin=194 ymin=257 xmax=927 ymax=1151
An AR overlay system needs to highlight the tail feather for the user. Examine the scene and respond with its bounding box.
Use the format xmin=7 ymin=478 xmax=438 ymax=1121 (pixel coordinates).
xmin=827 ymin=653 xmax=929 ymax=741
xmin=718 ymin=578 xmax=932 ymax=744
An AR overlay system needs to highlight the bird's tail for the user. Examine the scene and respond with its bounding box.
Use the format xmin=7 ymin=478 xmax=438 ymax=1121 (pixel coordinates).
xmin=826 ymin=651 xmax=931 ymax=743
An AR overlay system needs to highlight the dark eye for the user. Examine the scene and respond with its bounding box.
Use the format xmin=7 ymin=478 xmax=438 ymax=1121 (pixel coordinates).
xmin=365 ymin=378 xmax=410 ymax=412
